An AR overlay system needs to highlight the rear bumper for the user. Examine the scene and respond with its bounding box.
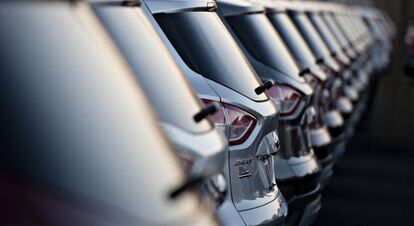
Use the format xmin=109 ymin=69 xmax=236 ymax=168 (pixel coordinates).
xmin=349 ymin=93 xmax=369 ymax=126
xmin=330 ymin=132 xmax=347 ymax=164
xmin=313 ymin=145 xmax=334 ymax=188
xmin=310 ymin=127 xmax=332 ymax=148
xmin=286 ymin=194 xmax=321 ymax=226
xmin=297 ymin=195 xmax=322 ymax=226
xmin=277 ymin=172 xmax=321 ymax=226
xmin=217 ymin=192 xmax=287 ymax=226
xmin=320 ymin=155 xmax=334 ymax=188
xmin=335 ymin=97 xmax=353 ymax=121
xmin=326 ymin=115 xmax=348 ymax=163
xmin=344 ymin=96 xmax=367 ymax=140
xmin=237 ymin=193 xmax=288 ymax=226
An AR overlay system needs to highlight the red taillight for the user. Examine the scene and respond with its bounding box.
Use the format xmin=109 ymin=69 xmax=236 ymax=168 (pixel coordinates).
xmin=266 ymin=85 xmax=302 ymax=116
xmin=224 ymin=104 xmax=256 ymax=146
xmin=202 ymin=99 xmax=256 ymax=146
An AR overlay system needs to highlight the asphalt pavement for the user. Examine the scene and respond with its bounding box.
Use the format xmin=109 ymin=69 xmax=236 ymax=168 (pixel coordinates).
xmin=315 ymin=59 xmax=414 ymax=226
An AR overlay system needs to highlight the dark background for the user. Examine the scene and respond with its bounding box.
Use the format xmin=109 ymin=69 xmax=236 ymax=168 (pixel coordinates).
xmin=311 ymin=0 xmax=414 ymax=225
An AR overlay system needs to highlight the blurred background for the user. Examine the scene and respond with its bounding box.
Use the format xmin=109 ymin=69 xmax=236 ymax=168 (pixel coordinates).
xmin=329 ymin=0 xmax=414 ymax=152
xmin=294 ymin=0 xmax=414 ymax=225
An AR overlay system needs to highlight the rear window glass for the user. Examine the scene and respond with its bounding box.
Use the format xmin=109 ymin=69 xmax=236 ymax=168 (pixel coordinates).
xmin=334 ymin=15 xmax=356 ymax=43
xmin=94 ymin=6 xmax=212 ymax=133
xmin=321 ymin=14 xmax=350 ymax=48
xmin=309 ymin=13 xmax=342 ymax=54
xmin=289 ymin=12 xmax=331 ymax=60
xmin=226 ymin=13 xmax=302 ymax=78
xmin=266 ymin=12 xmax=317 ymax=70
xmin=155 ymin=11 xmax=267 ymax=101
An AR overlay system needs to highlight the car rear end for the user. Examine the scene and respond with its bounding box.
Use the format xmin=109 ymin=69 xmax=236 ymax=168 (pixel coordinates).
xmin=216 ymin=1 xmax=324 ymax=225
xmin=143 ymin=0 xmax=288 ymax=224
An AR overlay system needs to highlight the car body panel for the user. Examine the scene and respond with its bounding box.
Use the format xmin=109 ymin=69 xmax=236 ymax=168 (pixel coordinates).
xmin=142 ymin=0 xmax=286 ymax=224
xmin=90 ymin=1 xmax=227 ymax=189
xmin=0 ymin=1 xmax=217 ymax=225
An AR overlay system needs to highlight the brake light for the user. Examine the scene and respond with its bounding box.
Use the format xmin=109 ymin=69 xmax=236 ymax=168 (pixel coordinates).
xmin=202 ymin=99 xmax=256 ymax=146
xmin=225 ymin=104 xmax=256 ymax=146
xmin=266 ymin=85 xmax=302 ymax=116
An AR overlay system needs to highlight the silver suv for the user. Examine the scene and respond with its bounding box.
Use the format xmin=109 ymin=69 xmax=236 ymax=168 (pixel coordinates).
xmin=216 ymin=1 xmax=323 ymax=225
xmin=143 ymin=0 xmax=288 ymax=225
xmin=90 ymin=0 xmax=227 ymax=206
xmin=0 ymin=1 xmax=217 ymax=225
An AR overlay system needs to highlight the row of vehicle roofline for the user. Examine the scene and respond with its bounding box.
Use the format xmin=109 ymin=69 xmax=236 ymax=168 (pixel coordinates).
xmin=0 ymin=1 xmax=395 ymax=226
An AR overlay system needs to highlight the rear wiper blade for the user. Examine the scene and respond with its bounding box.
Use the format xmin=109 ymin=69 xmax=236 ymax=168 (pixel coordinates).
xmin=193 ymin=103 xmax=218 ymax=123
xmin=299 ymin=68 xmax=311 ymax=76
xmin=255 ymin=79 xmax=275 ymax=95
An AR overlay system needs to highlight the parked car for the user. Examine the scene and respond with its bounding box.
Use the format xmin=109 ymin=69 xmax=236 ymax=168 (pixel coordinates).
xmin=327 ymin=10 xmax=372 ymax=94
xmin=90 ymin=0 xmax=227 ymax=207
xmin=278 ymin=2 xmax=353 ymax=166
xmin=142 ymin=0 xmax=288 ymax=225
xmin=405 ymin=26 xmax=414 ymax=74
xmin=308 ymin=11 xmax=360 ymax=104
xmin=216 ymin=0 xmax=323 ymax=225
xmin=0 ymin=1 xmax=218 ymax=225
xmin=255 ymin=0 xmax=348 ymax=183
xmin=361 ymin=7 xmax=393 ymax=74
xmin=306 ymin=9 xmax=368 ymax=134
xmin=359 ymin=8 xmax=395 ymax=111
xmin=288 ymin=2 xmax=378 ymax=143
xmin=326 ymin=9 xmax=375 ymax=124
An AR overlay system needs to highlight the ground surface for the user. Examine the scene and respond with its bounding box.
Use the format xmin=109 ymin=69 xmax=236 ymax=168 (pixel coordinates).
xmin=315 ymin=53 xmax=414 ymax=225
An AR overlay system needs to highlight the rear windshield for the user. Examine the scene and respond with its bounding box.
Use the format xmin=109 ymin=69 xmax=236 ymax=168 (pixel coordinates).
xmin=155 ymin=11 xmax=267 ymax=101
xmin=289 ymin=12 xmax=331 ymax=60
xmin=348 ymin=16 xmax=367 ymax=42
xmin=334 ymin=15 xmax=356 ymax=43
xmin=94 ymin=6 xmax=212 ymax=134
xmin=321 ymin=14 xmax=350 ymax=48
xmin=309 ymin=13 xmax=342 ymax=54
xmin=266 ymin=12 xmax=316 ymax=70
xmin=225 ymin=13 xmax=302 ymax=79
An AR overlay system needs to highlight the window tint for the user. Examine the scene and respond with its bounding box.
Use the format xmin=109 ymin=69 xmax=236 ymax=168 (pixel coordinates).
xmin=94 ymin=6 xmax=212 ymax=133
xmin=334 ymin=15 xmax=355 ymax=43
xmin=322 ymin=14 xmax=350 ymax=48
xmin=226 ymin=13 xmax=301 ymax=78
xmin=155 ymin=11 xmax=267 ymax=101
xmin=309 ymin=14 xmax=342 ymax=54
xmin=267 ymin=13 xmax=316 ymax=70
xmin=289 ymin=12 xmax=331 ymax=60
